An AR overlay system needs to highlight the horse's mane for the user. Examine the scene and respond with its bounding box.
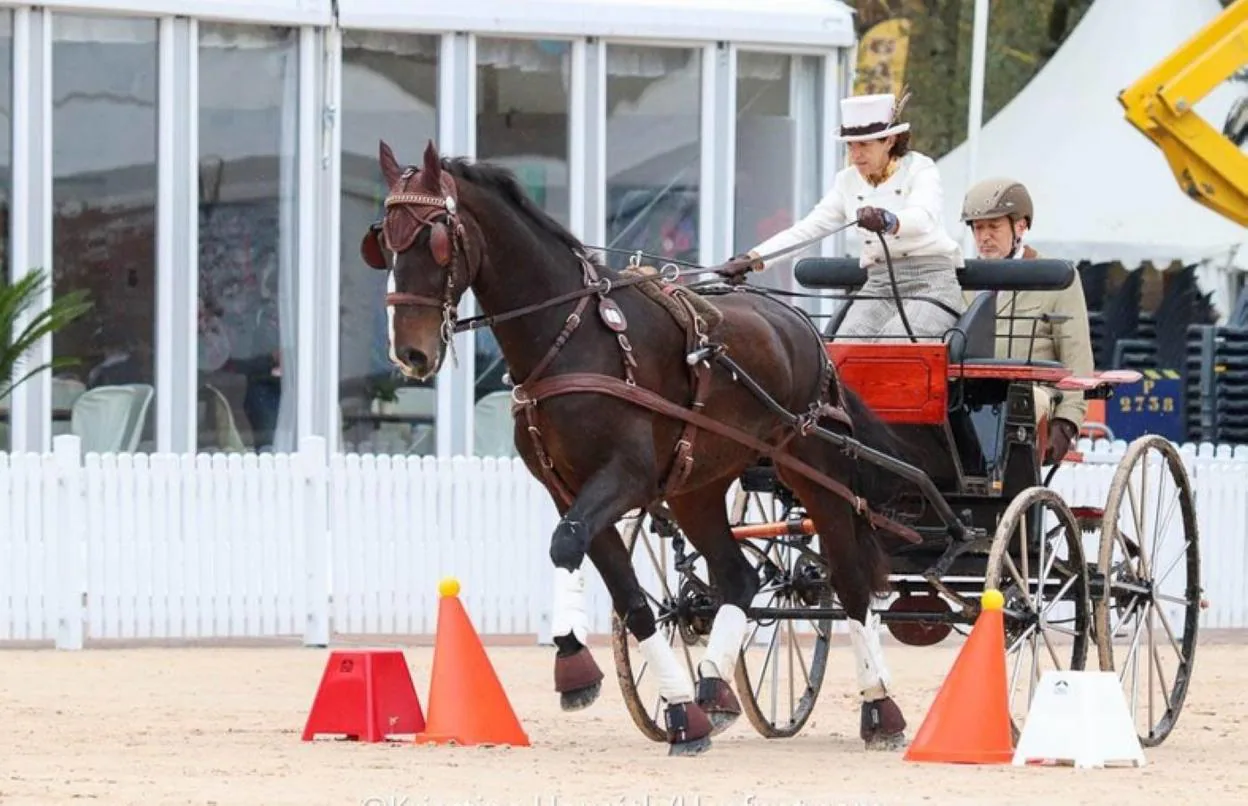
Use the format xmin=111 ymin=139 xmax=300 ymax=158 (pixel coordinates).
xmin=440 ymin=157 xmax=606 ymax=269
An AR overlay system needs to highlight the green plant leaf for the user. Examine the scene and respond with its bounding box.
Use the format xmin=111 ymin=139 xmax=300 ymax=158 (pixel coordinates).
xmin=0 ymin=268 xmax=94 ymax=404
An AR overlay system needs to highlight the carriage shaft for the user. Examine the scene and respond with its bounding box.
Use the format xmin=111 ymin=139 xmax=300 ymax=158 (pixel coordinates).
xmin=745 ymin=606 xmax=967 ymax=625
xmin=712 ymin=351 xmax=968 ymax=541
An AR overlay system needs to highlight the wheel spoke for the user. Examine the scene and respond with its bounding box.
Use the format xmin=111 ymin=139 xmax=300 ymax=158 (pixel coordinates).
xmin=1149 ymin=633 xmax=1174 ymax=713
xmin=1041 ymin=573 xmax=1078 ymax=618
xmin=1155 ymin=542 xmax=1192 ymax=588
xmin=1150 ymin=594 xmax=1188 ymax=662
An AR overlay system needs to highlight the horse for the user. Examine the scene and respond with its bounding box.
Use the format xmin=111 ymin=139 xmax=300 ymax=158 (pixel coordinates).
xmin=361 ymin=139 xmax=934 ymax=756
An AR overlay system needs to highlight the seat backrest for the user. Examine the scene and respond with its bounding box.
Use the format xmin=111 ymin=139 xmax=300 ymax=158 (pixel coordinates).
xmin=120 ymin=384 xmax=155 ymax=451
xmin=946 ymin=290 xmax=998 ymax=363
xmin=201 ymin=383 xmax=246 ymax=452
xmin=795 ymin=257 xmax=1075 ymax=292
xmin=72 ymin=386 xmax=143 ymax=454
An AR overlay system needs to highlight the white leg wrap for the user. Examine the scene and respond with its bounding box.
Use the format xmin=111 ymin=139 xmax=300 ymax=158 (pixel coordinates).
xmin=847 ymin=609 xmax=891 ymax=700
xmin=551 ymin=567 xmax=589 ymax=645
xmin=638 ymin=633 xmax=694 ymax=704
xmin=698 ymin=604 xmax=748 ymax=680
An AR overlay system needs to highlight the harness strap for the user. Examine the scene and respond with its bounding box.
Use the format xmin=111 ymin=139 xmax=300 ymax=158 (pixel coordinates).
xmin=516 ymin=372 xmax=921 ymax=544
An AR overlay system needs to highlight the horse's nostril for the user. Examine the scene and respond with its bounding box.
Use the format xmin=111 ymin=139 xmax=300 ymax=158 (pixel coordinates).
xmin=399 ymin=347 xmax=430 ymax=372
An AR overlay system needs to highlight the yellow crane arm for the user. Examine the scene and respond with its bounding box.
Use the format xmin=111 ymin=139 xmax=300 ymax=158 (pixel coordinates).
xmin=1118 ymin=0 xmax=1248 ymax=228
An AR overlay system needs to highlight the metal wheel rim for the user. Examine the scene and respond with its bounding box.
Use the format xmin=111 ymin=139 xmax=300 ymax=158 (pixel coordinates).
xmin=1094 ymin=435 xmax=1201 ymax=747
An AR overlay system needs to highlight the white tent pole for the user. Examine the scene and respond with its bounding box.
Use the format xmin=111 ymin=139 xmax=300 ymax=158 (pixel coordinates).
xmin=963 ymin=0 xmax=990 ymax=257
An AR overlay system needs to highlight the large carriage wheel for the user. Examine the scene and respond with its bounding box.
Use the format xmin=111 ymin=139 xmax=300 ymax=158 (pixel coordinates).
xmin=1094 ymin=435 xmax=1201 ymax=747
xmin=985 ymin=485 xmax=1090 ymax=737
xmin=611 ymin=507 xmax=708 ymax=743
xmin=728 ymin=481 xmax=832 ymax=739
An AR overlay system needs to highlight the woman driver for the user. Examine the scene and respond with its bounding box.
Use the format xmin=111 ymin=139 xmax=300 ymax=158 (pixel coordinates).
xmin=726 ymin=91 xmax=965 ymax=343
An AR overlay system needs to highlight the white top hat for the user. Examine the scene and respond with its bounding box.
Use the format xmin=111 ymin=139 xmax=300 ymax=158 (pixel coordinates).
xmin=838 ymin=93 xmax=910 ymax=142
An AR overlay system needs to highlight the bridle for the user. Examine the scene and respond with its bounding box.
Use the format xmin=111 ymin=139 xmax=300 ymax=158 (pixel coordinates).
xmin=361 ymin=166 xmax=473 ymax=361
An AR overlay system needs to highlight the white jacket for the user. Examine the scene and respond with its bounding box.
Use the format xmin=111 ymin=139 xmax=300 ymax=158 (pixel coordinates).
xmin=752 ymin=151 xmax=963 ymax=269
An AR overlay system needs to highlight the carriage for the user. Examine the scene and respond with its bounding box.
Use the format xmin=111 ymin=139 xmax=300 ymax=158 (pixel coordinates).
xmin=610 ymin=255 xmax=1202 ymax=748
xmin=368 ymin=140 xmax=1202 ymax=756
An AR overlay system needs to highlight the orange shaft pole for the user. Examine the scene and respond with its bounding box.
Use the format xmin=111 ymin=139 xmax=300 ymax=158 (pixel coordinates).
xmin=730 ymin=518 xmax=815 ymax=540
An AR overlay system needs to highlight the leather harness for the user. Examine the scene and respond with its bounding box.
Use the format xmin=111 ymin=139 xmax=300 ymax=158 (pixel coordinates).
xmin=369 ymin=168 xmax=921 ymax=545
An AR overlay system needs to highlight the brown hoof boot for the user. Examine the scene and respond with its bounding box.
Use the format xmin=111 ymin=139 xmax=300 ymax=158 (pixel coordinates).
xmin=860 ymin=697 xmax=907 ymax=751
xmin=664 ymin=701 xmax=713 ymax=756
xmin=554 ymin=646 xmax=604 ymax=712
xmin=695 ymin=675 xmax=741 ymax=736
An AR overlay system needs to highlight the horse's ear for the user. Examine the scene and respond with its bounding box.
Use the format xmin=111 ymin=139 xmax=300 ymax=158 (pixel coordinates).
xmin=421 ymin=139 xmax=442 ymax=191
xmin=379 ymin=140 xmax=402 ymax=187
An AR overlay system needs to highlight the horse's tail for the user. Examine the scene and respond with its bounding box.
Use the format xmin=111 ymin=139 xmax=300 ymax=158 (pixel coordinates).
xmin=836 ymin=384 xmax=911 ymax=596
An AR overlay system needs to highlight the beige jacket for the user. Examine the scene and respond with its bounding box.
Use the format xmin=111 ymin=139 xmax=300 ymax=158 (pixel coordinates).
xmin=962 ymin=246 xmax=1095 ymax=428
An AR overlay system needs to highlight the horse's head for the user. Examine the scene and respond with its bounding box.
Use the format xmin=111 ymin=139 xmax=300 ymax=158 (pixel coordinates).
xmin=360 ymin=139 xmax=477 ymax=381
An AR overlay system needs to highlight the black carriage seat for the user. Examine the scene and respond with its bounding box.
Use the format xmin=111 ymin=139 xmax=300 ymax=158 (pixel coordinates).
xmin=795 ymin=257 xmax=1077 ymax=365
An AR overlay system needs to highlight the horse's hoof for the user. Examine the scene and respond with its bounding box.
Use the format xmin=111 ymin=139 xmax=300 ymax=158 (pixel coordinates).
xmin=559 ymin=680 xmax=601 ymax=712
xmin=554 ymin=646 xmax=604 ymax=712
xmin=695 ymin=675 xmax=741 ymax=736
xmin=864 ymin=730 xmax=908 ymax=751
xmin=664 ymin=701 xmax=713 ymax=756
xmin=668 ymin=734 xmax=713 ymax=757
xmin=860 ymin=697 xmax=907 ymax=751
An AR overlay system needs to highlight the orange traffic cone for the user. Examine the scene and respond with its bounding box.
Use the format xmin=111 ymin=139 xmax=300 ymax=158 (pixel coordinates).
xmin=414 ymin=578 xmax=530 ymax=748
xmin=903 ymin=588 xmax=1014 ymax=764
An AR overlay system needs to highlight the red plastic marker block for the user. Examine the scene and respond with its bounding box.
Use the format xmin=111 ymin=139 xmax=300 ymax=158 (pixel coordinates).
xmin=302 ymin=649 xmax=426 ymax=742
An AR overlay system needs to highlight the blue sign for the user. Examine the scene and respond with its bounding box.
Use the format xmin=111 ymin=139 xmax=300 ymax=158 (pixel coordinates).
xmin=1104 ymin=369 xmax=1186 ymax=443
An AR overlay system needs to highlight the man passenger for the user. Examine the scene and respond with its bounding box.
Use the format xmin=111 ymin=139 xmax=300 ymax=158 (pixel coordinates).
xmin=959 ymin=178 xmax=1096 ymax=464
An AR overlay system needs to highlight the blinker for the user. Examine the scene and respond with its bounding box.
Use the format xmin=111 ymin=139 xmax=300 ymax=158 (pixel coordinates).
xmin=430 ymin=221 xmax=453 ymax=266
xmin=360 ymin=222 xmax=388 ymax=270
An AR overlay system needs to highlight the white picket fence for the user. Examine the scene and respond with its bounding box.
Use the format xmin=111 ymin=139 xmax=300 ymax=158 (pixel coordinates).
xmin=1 ymin=434 xmax=1246 ymax=649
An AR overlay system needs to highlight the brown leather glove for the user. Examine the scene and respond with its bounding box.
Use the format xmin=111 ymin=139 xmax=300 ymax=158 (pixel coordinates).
xmin=1045 ymin=418 xmax=1078 ymax=463
xmin=856 ymin=206 xmax=899 ymax=234
xmin=716 ymin=252 xmax=763 ymax=285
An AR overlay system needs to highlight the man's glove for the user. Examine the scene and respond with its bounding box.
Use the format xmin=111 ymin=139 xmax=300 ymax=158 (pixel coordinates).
xmin=1045 ymin=418 xmax=1079 ymax=463
xmin=716 ymin=252 xmax=763 ymax=285
xmin=856 ymin=206 xmax=898 ymax=235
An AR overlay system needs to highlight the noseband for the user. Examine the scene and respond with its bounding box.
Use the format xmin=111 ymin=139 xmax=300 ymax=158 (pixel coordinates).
xmin=361 ymin=166 xmax=471 ymax=353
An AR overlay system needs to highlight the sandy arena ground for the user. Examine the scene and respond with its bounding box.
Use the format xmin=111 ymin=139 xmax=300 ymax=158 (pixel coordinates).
xmin=1 ymin=634 xmax=1246 ymax=806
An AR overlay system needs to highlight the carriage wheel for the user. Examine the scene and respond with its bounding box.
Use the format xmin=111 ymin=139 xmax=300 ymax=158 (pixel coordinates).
xmin=985 ymin=485 xmax=1090 ymax=738
xmin=729 ymin=482 xmax=832 ymax=739
xmin=611 ymin=507 xmax=708 ymax=743
xmin=1094 ymin=435 xmax=1201 ymax=747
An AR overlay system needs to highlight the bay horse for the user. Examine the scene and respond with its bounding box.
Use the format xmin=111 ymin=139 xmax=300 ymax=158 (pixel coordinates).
xmin=362 ymin=139 xmax=928 ymax=756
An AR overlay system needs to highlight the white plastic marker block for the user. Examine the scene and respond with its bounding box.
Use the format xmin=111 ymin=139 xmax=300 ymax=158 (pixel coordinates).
xmin=1012 ymin=670 xmax=1146 ymax=769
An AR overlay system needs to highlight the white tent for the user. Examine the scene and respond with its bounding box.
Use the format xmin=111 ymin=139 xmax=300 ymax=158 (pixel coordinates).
xmin=935 ymin=0 xmax=1246 ymax=299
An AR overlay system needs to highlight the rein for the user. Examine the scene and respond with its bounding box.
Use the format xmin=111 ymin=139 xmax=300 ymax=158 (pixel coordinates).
xmin=367 ymin=157 xmax=924 ymax=542
xmin=445 ymin=228 xmax=842 ymax=335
